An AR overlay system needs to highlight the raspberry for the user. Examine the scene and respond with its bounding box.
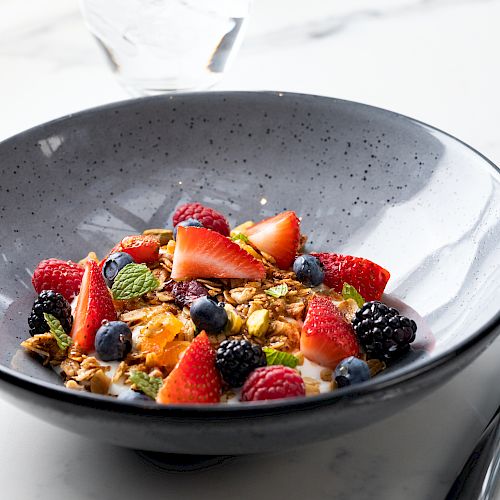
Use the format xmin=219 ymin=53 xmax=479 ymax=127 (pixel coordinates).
xmin=241 ymin=366 xmax=305 ymax=402
xmin=352 ymin=301 xmax=417 ymax=361
xmin=172 ymin=203 xmax=230 ymax=236
xmin=216 ymin=339 xmax=267 ymax=387
xmin=32 ymin=259 xmax=84 ymax=301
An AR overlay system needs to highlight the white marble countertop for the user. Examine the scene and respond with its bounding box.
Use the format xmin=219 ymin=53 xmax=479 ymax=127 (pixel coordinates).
xmin=1 ymin=0 xmax=500 ymax=498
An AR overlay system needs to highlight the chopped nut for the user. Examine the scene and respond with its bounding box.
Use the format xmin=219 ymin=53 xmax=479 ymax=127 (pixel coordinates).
xmin=337 ymin=298 xmax=360 ymax=323
xmin=65 ymin=380 xmax=85 ymax=391
xmin=224 ymin=304 xmax=244 ymax=334
xmin=320 ymin=368 xmax=333 ymax=382
xmin=90 ymin=370 xmax=111 ymax=394
xmin=285 ymin=301 xmax=306 ymax=319
xmin=246 ymin=309 xmax=270 ymax=337
xmin=303 ymin=377 xmax=320 ymax=396
xmin=21 ymin=333 xmax=67 ymax=365
xmin=60 ymin=358 xmax=80 ymax=378
xmin=229 ymin=286 xmax=257 ymax=304
xmin=143 ymin=228 xmax=173 ymax=246
xmin=112 ymin=361 xmax=128 ymax=383
xmin=367 ymin=358 xmax=386 ymax=377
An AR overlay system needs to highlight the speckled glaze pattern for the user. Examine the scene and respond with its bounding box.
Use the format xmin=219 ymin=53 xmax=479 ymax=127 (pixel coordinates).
xmin=0 ymin=92 xmax=499 ymax=455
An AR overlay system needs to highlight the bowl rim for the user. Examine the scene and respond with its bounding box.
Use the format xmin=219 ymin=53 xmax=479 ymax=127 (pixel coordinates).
xmin=0 ymin=90 xmax=499 ymax=416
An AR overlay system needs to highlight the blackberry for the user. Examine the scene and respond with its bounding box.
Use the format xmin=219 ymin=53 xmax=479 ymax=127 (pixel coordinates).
xmin=216 ymin=339 xmax=267 ymax=387
xmin=352 ymin=301 xmax=417 ymax=362
xmin=28 ymin=290 xmax=73 ymax=336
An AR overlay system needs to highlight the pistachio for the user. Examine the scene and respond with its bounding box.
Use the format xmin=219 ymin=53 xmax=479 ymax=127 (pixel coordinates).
xmin=246 ymin=309 xmax=270 ymax=337
xmin=143 ymin=228 xmax=173 ymax=246
xmin=230 ymin=221 xmax=254 ymax=237
xmin=224 ymin=304 xmax=243 ymax=334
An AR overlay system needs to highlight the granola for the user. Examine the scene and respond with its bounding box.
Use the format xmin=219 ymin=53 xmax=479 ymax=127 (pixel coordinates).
xmin=23 ymin=203 xmax=418 ymax=404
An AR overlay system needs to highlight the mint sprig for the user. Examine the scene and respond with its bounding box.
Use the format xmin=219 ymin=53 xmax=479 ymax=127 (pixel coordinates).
xmin=265 ymin=283 xmax=288 ymax=299
xmin=342 ymin=282 xmax=365 ymax=308
xmin=43 ymin=313 xmax=72 ymax=350
xmin=111 ymin=263 xmax=159 ymax=300
xmin=263 ymin=347 xmax=298 ymax=368
xmin=231 ymin=233 xmax=250 ymax=244
xmin=129 ymin=371 xmax=163 ymax=400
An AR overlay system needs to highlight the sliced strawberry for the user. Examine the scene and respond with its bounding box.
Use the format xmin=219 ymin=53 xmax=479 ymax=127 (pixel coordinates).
xmin=156 ymin=331 xmax=221 ymax=404
xmin=99 ymin=235 xmax=160 ymax=269
xmin=71 ymin=259 xmax=117 ymax=352
xmin=170 ymin=226 xmax=265 ymax=280
xmin=120 ymin=235 xmax=159 ymax=264
xmin=311 ymin=253 xmax=390 ymax=302
xmin=301 ymin=295 xmax=359 ymax=368
xmin=243 ymin=211 xmax=300 ymax=269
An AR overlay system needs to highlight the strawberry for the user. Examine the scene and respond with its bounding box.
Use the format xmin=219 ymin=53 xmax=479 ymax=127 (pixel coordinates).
xmin=71 ymin=259 xmax=116 ymax=352
xmin=243 ymin=211 xmax=300 ymax=269
xmin=170 ymin=226 xmax=266 ymax=280
xmin=156 ymin=331 xmax=221 ymax=404
xmin=301 ymin=294 xmax=359 ymax=368
xmin=32 ymin=258 xmax=84 ymax=301
xmin=172 ymin=202 xmax=230 ymax=236
xmin=99 ymin=234 xmax=160 ymax=269
xmin=311 ymin=253 xmax=390 ymax=302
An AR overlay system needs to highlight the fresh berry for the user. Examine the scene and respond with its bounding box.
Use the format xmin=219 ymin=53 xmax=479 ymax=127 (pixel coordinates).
xmin=173 ymin=218 xmax=203 ymax=240
xmin=300 ymin=294 xmax=359 ymax=368
xmin=156 ymin=331 xmax=221 ymax=404
xmin=171 ymin=280 xmax=208 ymax=307
xmin=72 ymin=259 xmax=117 ymax=352
xmin=28 ymin=290 xmax=73 ymax=336
xmin=118 ymin=389 xmax=151 ymax=402
xmin=119 ymin=235 xmax=160 ymax=264
xmin=171 ymin=226 xmax=266 ymax=280
xmin=102 ymin=252 xmax=135 ymax=288
xmin=244 ymin=211 xmax=300 ymax=269
xmin=334 ymin=356 xmax=370 ymax=388
xmin=216 ymin=339 xmax=267 ymax=387
xmin=173 ymin=202 xmax=230 ymax=236
xmin=241 ymin=366 xmax=305 ymax=402
xmin=190 ymin=296 xmax=228 ymax=334
xmin=94 ymin=321 xmax=132 ymax=361
xmin=32 ymin=259 xmax=84 ymax=301
xmin=352 ymin=301 xmax=417 ymax=361
xmin=310 ymin=253 xmax=390 ymax=302
xmin=293 ymin=255 xmax=324 ymax=286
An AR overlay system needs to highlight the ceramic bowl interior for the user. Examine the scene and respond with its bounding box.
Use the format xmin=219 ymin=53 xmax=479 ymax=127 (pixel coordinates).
xmin=0 ymin=92 xmax=499 ymax=448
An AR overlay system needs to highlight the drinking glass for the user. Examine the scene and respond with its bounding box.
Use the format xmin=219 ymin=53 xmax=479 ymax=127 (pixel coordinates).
xmin=80 ymin=0 xmax=251 ymax=95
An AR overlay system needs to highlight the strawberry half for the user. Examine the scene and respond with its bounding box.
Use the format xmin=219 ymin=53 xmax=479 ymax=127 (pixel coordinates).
xmin=156 ymin=331 xmax=221 ymax=404
xmin=301 ymin=294 xmax=359 ymax=368
xmin=243 ymin=211 xmax=300 ymax=269
xmin=311 ymin=253 xmax=390 ymax=302
xmin=71 ymin=259 xmax=116 ymax=352
xmin=170 ymin=226 xmax=266 ymax=280
xmin=99 ymin=235 xmax=160 ymax=270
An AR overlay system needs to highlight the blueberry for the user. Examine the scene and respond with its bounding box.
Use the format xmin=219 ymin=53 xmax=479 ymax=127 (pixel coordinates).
xmin=190 ymin=296 xmax=228 ymax=334
xmin=102 ymin=252 xmax=135 ymax=287
xmin=174 ymin=218 xmax=203 ymax=240
xmin=293 ymin=255 xmax=324 ymax=286
xmin=334 ymin=356 xmax=370 ymax=388
xmin=117 ymin=389 xmax=151 ymax=402
xmin=95 ymin=321 xmax=133 ymax=361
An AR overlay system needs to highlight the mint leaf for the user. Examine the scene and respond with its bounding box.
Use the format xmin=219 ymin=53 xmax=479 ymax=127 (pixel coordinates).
xmin=265 ymin=283 xmax=288 ymax=298
xmin=263 ymin=347 xmax=298 ymax=368
xmin=111 ymin=263 xmax=159 ymax=300
xmin=231 ymin=233 xmax=249 ymax=244
xmin=43 ymin=313 xmax=72 ymax=350
xmin=342 ymin=282 xmax=365 ymax=308
xmin=129 ymin=371 xmax=163 ymax=399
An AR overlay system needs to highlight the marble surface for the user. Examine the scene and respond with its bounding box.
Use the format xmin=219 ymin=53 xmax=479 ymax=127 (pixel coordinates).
xmin=1 ymin=0 xmax=500 ymax=498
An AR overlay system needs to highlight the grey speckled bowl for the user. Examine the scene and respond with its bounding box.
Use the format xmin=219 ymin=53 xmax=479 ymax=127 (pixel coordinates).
xmin=0 ymin=92 xmax=499 ymax=456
